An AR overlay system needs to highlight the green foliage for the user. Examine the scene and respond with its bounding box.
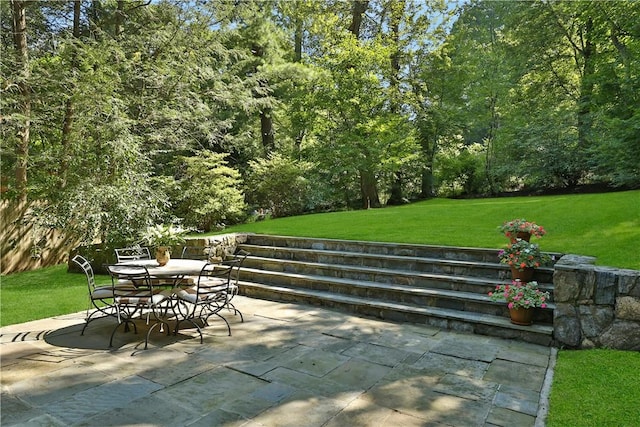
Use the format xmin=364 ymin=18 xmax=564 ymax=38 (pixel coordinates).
xmin=174 ymin=150 xmax=246 ymax=232
xmin=1 ymin=0 xmax=638 ymax=253
xmin=435 ymin=142 xmax=486 ymax=196
xmin=245 ymin=153 xmax=314 ymax=218
xmin=139 ymin=224 xmax=187 ymax=248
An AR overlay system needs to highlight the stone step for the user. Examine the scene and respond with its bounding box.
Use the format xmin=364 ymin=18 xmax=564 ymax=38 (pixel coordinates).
xmin=243 ymin=234 xmax=508 ymax=263
xmin=233 ymin=234 xmax=558 ymax=345
xmin=241 ymin=256 xmax=555 ymax=297
xmin=237 ymin=266 xmax=554 ymax=323
xmin=238 ymin=280 xmax=554 ymax=346
xmin=240 ymin=246 xmax=555 ymax=283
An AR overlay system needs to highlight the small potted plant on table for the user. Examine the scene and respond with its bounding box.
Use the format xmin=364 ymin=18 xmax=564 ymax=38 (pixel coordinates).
xmin=489 ymin=280 xmax=550 ymax=325
xmin=140 ymin=224 xmax=187 ymax=266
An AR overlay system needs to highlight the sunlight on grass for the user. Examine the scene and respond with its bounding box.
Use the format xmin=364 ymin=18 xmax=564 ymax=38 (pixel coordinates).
xmin=547 ymin=349 xmax=640 ymax=426
xmin=222 ymin=190 xmax=640 ymax=269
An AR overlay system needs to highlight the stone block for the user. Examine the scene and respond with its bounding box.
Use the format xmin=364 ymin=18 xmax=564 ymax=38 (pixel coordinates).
xmin=594 ymin=267 xmax=618 ymax=305
xmin=617 ymin=270 xmax=640 ymax=296
xmin=552 ymin=271 xmax=581 ymax=303
xmin=615 ymin=296 xmax=640 ymax=321
xmin=578 ymin=305 xmax=614 ymax=338
xmin=555 ymin=254 xmax=597 ymax=266
xmin=553 ymin=304 xmax=581 ymax=348
xmin=598 ymin=320 xmax=640 ymax=351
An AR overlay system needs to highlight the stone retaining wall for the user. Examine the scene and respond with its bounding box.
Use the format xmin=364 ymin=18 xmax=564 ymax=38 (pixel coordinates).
xmin=183 ymin=233 xmax=247 ymax=260
xmin=553 ymin=254 xmax=640 ymax=350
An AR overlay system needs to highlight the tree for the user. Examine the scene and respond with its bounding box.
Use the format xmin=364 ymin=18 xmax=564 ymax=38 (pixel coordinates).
xmin=174 ymin=151 xmax=246 ymax=232
xmin=9 ymin=0 xmax=31 ymax=202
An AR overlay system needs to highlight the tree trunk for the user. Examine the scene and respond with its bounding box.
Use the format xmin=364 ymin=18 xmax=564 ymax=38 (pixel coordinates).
xmin=115 ymin=0 xmax=125 ymax=37
xmin=360 ymin=170 xmax=381 ymax=208
xmin=421 ymin=166 xmax=434 ymax=198
xmin=577 ymin=17 xmax=595 ymax=148
xmin=11 ymin=0 xmax=30 ymax=202
xmin=348 ymin=1 xmax=368 ymax=37
xmin=387 ymin=0 xmax=405 ymax=205
xmin=348 ymin=0 xmax=379 ymax=209
xmin=294 ymin=4 xmax=303 ymax=63
xmin=60 ymin=0 xmax=81 ymax=188
xmin=260 ymin=109 xmax=275 ymax=153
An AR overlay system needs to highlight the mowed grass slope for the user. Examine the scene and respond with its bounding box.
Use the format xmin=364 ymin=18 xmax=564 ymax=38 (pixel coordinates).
xmin=221 ymin=190 xmax=640 ymax=270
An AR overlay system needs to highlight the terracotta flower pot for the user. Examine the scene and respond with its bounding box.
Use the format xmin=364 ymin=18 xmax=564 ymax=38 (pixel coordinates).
xmin=510 ymin=266 xmax=534 ymax=282
xmin=509 ymin=231 xmax=532 ymax=243
xmin=509 ymin=307 xmax=534 ymax=326
xmin=155 ymin=246 xmax=171 ymax=266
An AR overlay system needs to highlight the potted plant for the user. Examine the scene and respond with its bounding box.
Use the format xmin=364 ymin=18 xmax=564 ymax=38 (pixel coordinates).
xmin=489 ymin=280 xmax=550 ymax=325
xmin=498 ymin=218 xmax=546 ymax=242
xmin=140 ymin=224 xmax=187 ymax=266
xmin=498 ymin=239 xmax=549 ymax=281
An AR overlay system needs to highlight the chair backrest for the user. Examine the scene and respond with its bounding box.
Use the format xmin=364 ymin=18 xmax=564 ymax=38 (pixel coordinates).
xmin=223 ymin=249 xmax=249 ymax=285
xmin=181 ymin=245 xmax=212 ymax=260
xmin=195 ymin=263 xmax=233 ymax=300
xmin=72 ymin=254 xmax=96 ymax=291
xmin=105 ymin=264 xmax=152 ymax=296
xmin=115 ymin=247 xmax=151 ymax=262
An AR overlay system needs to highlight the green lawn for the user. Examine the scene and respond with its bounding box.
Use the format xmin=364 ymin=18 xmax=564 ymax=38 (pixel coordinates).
xmin=547 ymin=349 xmax=640 ymax=426
xmin=0 ymin=264 xmax=112 ymax=326
xmin=219 ymin=190 xmax=640 ymax=270
xmin=2 ymin=190 xmax=639 ymax=425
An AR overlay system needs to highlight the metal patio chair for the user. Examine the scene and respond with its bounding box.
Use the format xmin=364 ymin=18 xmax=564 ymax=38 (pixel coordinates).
xmin=221 ymin=249 xmax=249 ymax=322
xmin=73 ymin=255 xmax=122 ymax=335
xmin=114 ymin=246 xmax=152 ymax=262
xmin=105 ymin=264 xmax=173 ymax=349
xmin=173 ymin=262 xmax=233 ymax=343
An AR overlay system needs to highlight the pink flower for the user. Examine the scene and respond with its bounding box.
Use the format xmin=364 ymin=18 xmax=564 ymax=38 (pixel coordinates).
xmin=508 ymin=302 xmax=514 ymax=309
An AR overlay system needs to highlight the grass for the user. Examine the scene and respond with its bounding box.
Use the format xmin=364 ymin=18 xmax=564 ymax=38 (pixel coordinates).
xmin=547 ymin=349 xmax=640 ymax=426
xmin=219 ymin=190 xmax=640 ymax=270
xmin=0 ymin=264 xmax=111 ymax=327
xmin=1 ymin=190 xmax=639 ymax=424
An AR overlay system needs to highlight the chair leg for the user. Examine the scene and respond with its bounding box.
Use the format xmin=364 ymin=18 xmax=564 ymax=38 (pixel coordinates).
xmin=109 ymin=319 xmax=138 ymax=347
xmin=174 ymin=317 xmax=204 ymax=344
xmin=227 ymin=302 xmax=244 ymax=322
xmin=81 ymin=309 xmax=102 ymax=336
xmin=144 ymin=320 xmax=172 ymax=350
xmin=206 ymin=312 xmax=231 ymax=336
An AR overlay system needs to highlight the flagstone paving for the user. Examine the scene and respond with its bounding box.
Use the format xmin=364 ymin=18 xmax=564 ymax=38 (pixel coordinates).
xmin=1 ymin=296 xmax=555 ymax=426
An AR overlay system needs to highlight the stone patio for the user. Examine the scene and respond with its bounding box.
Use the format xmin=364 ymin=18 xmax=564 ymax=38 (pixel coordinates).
xmin=1 ymin=296 xmax=555 ymax=426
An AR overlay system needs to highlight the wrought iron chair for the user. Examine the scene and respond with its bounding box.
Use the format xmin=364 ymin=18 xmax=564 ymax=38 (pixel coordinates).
xmin=72 ymin=255 xmax=124 ymax=335
xmin=173 ymin=263 xmax=233 ymax=343
xmin=221 ymin=249 xmax=249 ymax=322
xmin=105 ymin=264 xmax=172 ymax=349
xmin=114 ymin=246 xmax=151 ymax=262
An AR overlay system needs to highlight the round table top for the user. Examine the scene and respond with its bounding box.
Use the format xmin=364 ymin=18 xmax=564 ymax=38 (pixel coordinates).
xmin=117 ymin=258 xmax=209 ymax=276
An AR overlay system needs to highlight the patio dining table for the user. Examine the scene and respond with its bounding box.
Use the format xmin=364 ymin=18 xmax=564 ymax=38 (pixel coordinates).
xmin=117 ymin=258 xmax=207 ymax=281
